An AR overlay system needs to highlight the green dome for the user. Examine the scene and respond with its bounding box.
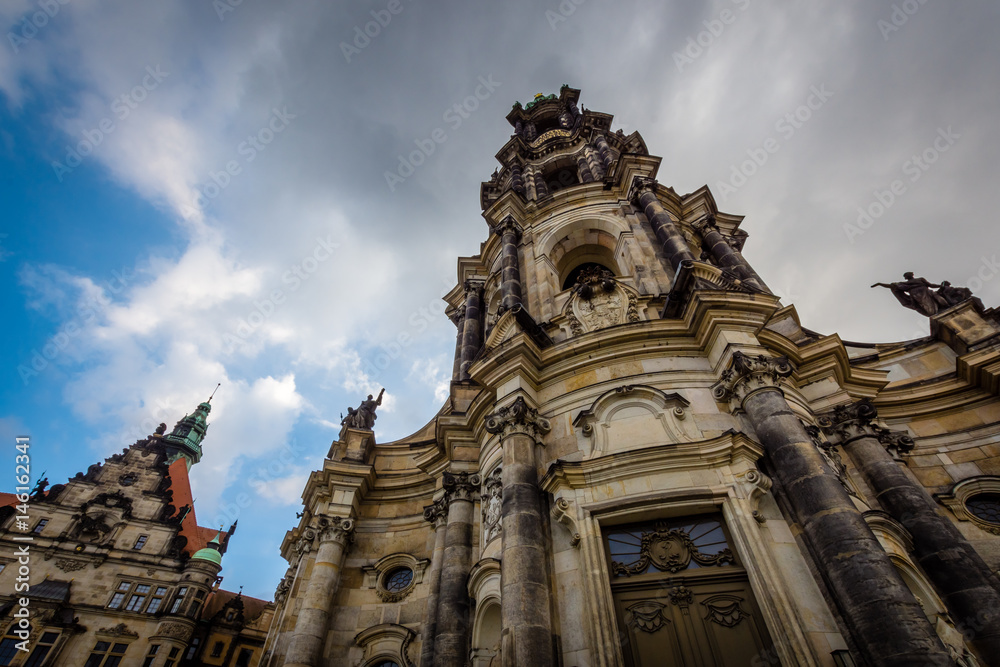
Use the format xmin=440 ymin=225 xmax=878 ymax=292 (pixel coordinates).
xmin=191 ymin=532 xmax=223 ymax=566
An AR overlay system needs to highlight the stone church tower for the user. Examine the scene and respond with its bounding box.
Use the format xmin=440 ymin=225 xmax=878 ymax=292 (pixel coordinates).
xmin=262 ymin=87 xmax=1000 ymax=667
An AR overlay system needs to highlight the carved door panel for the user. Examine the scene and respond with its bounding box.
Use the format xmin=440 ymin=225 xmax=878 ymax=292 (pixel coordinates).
xmin=605 ymin=516 xmax=777 ymax=667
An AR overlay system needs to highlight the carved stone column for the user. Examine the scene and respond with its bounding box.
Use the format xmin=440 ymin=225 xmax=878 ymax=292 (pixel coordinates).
xmin=712 ymin=352 xmax=951 ymax=667
xmin=575 ymin=153 xmax=595 ymax=183
xmin=694 ymin=215 xmax=767 ymax=292
xmin=284 ymin=516 xmax=355 ymax=667
xmin=449 ymin=308 xmax=465 ymax=381
xmin=459 ymin=281 xmax=484 ymax=381
xmin=433 ymin=472 xmax=480 ymax=667
xmin=485 ymin=396 xmax=554 ymax=667
xmin=419 ymin=498 xmax=449 ymax=667
xmin=495 ymin=217 xmax=524 ymax=314
xmin=631 ymin=178 xmax=695 ymax=277
xmin=509 ymin=162 xmax=525 ymax=197
xmin=584 ymin=145 xmax=605 ymax=180
xmin=592 ymin=134 xmax=613 ymax=169
xmin=820 ymin=399 xmax=1000 ymax=664
xmin=532 ymin=170 xmax=549 ymax=199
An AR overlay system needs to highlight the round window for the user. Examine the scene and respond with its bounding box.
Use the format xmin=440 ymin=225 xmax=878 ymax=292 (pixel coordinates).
xmin=383 ymin=567 xmax=414 ymax=592
xmin=374 ymin=662 xmax=400 ymax=667
xmin=966 ymin=493 xmax=1000 ymax=525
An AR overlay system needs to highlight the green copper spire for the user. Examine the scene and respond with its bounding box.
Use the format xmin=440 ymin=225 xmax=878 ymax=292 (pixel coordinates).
xmin=162 ymin=399 xmax=212 ymax=468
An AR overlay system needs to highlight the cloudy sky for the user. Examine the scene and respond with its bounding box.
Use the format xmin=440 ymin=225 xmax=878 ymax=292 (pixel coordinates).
xmin=2 ymin=0 xmax=998 ymax=600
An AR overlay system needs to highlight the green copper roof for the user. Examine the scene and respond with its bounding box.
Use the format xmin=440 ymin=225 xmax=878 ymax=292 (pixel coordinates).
xmin=162 ymin=400 xmax=212 ymax=467
xmin=191 ymin=531 xmax=224 ymax=566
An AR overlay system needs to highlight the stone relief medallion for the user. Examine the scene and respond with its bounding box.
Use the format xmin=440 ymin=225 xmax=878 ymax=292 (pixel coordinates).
xmin=612 ymin=525 xmax=734 ymax=576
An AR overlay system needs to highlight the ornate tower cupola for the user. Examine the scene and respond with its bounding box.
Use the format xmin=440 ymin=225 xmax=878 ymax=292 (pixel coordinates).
xmin=162 ymin=400 xmax=212 ymax=468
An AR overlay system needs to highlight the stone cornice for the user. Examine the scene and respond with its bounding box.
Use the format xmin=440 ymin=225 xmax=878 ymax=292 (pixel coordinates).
xmin=712 ymin=352 xmax=794 ymax=406
xmin=443 ymin=471 xmax=481 ymax=503
xmin=484 ymin=396 xmax=551 ymax=441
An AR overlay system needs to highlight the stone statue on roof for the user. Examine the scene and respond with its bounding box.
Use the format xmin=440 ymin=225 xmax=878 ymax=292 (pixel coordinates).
xmin=341 ymin=388 xmax=385 ymax=430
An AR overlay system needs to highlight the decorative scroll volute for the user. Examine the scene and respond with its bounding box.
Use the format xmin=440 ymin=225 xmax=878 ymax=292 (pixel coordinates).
xmin=484 ymin=396 xmax=551 ymax=441
xmin=443 ymin=471 xmax=481 ymax=503
xmin=423 ymin=497 xmax=448 ymax=529
xmin=817 ymin=399 xmax=880 ymax=443
xmin=711 ymin=352 xmax=793 ymax=405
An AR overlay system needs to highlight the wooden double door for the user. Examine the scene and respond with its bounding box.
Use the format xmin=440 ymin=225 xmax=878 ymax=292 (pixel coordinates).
xmin=605 ymin=516 xmax=777 ymax=667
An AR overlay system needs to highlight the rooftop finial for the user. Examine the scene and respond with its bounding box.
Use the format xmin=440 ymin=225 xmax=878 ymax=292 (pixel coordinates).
xmin=208 ymin=382 xmax=221 ymax=403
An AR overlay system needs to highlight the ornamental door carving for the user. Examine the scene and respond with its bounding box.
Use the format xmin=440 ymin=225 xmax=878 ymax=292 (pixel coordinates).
xmin=604 ymin=515 xmax=776 ymax=667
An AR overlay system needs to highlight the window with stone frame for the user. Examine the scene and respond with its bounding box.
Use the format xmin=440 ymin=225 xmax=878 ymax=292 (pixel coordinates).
xmin=235 ymin=647 xmax=254 ymax=667
xmin=211 ymin=640 xmax=225 ymax=657
xmin=141 ymin=644 xmax=159 ymax=667
xmin=83 ymin=640 xmax=129 ymax=667
xmin=23 ymin=630 xmax=60 ymax=667
xmin=32 ymin=518 xmax=48 ymax=534
xmin=145 ymin=586 xmax=168 ymax=614
xmin=184 ymin=637 xmax=200 ymax=660
xmin=164 ymin=646 xmax=180 ymax=667
xmin=132 ymin=535 xmax=148 ymax=550
xmin=0 ymin=624 xmax=29 ymax=666
xmin=169 ymin=586 xmax=188 ymax=614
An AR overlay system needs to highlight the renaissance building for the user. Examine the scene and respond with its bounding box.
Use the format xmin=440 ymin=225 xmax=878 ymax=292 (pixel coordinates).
xmin=262 ymin=87 xmax=1000 ymax=667
xmin=0 ymin=400 xmax=274 ymax=666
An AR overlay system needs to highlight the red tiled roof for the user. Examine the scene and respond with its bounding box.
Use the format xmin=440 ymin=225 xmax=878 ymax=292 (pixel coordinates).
xmin=0 ymin=492 xmax=19 ymax=508
xmin=165 ymin=459 xmax=224 ymax=556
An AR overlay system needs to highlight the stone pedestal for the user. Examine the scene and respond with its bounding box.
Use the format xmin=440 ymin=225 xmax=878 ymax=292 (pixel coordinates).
xmin=328 ymin=427 xmax=375 ymax=463
xmin=930 ymin=300 xmax=1000 ymax=354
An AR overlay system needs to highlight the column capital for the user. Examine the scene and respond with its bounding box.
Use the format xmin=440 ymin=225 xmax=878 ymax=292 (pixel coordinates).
xmin=448 ymin=306 xmax=466 ymax=326
xmin=492 ymin=215 xmax=522 ymax=241
xmin=628 ymin=176 xmax=658 ymax=203
xmin=692 ymin=214 xmax=720 ymax=233
xmin=316 ymin=515 xmax=355 ymax=546
xmin=711 ymin=351 xmax=794 ymax=405
xmin=423 ymin=497 xmax=449 ymax=528
xmin=443 ymin=471 xmax=481 ymax=503
xmin=818 ymin=398 xmax=879 ymax=443
xmin=463 ymin=279 xmax=485 ymax=296
xmin=484 ymin=395 xmax=551 ymax=440
xmin=876 ymin=426 xmax=915 ymax=459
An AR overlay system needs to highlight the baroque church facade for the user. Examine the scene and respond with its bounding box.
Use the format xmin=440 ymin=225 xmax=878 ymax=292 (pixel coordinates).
xmin=261 ymin=87 xmax=1000 ymax=667
xmin=0 ymin=401 xmax=274 ymax=666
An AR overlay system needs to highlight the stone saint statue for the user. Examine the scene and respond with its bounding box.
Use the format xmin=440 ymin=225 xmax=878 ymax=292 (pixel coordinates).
xmin=341 ymin=388 xmax=385 ymax=430
xmin=872 ymin=272 xmax=950 ymax=316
